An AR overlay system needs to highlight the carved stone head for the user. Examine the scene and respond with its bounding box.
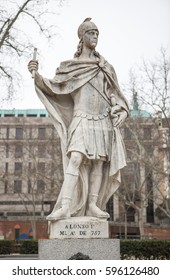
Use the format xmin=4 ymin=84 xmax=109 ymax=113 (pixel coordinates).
xmin=77 ymin=18 xmax=99 ymax=39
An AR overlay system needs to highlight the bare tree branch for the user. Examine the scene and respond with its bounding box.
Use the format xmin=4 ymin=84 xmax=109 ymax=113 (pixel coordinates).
xmin=0 ymin=0 xmax=66 ymax=103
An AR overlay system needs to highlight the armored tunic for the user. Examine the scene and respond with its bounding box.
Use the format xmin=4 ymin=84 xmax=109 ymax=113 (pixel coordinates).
xmin=67 ymin=71 xmax=113 ymax=161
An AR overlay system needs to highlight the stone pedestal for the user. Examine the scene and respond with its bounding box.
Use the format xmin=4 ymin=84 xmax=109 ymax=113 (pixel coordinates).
xmin=39 ymin=238 xmax=120 ymax=259
xmin=39 ymin=217 xmax=120 ymax=259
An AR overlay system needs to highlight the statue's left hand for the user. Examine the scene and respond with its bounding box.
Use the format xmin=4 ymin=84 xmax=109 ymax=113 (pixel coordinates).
xmin=111 ymin=107 xmax=128 ymax=127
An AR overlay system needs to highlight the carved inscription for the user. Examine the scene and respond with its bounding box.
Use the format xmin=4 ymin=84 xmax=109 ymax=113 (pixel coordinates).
xmin=50 ymin=218 xmax=109 ymax=239
xmin=59 ymin=223 xmax=101 ymax=237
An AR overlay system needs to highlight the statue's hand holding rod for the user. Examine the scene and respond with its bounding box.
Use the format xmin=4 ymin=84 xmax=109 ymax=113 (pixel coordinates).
xmin=28 ymin=48 xmax=38 ymax=78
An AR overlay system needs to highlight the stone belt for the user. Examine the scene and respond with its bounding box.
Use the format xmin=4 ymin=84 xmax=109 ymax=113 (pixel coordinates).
xmin=73 ymin=108 xmax=111 ymax=120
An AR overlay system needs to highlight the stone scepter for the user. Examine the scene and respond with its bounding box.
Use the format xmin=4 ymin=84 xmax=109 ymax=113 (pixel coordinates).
xmin=32 ymin=47 xmax=37 ymax=79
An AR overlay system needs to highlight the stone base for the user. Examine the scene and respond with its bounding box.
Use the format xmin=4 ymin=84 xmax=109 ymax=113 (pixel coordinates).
xmin=39 ymin=239 xmax=120 ymax=260
xmin=48 ymin=216 xmax=109 ymax=239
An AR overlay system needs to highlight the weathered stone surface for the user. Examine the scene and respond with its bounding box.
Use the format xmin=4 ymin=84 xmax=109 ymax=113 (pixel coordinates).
xmin=28 ymin=18 xmax=129 ymax=222
xmin=49 ymin=216 xmax=109 ymax=239
xmin=39 ymin=239 xmax=120 ymax=260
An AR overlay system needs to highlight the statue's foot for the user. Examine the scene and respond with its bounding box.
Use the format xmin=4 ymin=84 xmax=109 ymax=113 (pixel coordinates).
xmin=46 ymin=207 xmax=70 ymax=221
xmin=86 ymin=204 xmax=110 ymax=219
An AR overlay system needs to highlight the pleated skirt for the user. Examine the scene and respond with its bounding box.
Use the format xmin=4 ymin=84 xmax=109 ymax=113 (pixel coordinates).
xmin=67 ymin=114 xmax=113 ymax=161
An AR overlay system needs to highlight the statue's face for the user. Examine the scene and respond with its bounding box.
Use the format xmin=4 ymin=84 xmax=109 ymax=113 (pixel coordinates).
xmin=83 ymin=29 xmax=99 ymax=49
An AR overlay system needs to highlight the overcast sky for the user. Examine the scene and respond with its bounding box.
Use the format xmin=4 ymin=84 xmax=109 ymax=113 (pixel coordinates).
xmin=3 ymin=0 xmax=170 ymax=109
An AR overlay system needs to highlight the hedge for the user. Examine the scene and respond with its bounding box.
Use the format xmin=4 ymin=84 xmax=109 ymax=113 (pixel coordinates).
xmin=20 ymin=240 xmax=38 ymax=254
xmin=0 ymin=240 xmax=38 ymax=255
xmin=0 ymin=240 xmax=14 ymax=255
xmin=120 ymin=240 xmax=170 ymax=260
xmin=0 ymin=240 xmax=170 ymax=259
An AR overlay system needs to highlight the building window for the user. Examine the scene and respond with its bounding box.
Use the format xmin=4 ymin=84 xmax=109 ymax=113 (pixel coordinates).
xmin=28 ymin=162 xmax=32 ymax=174
xmin=143 ymin=127 xmax=151 ymax=140
xmin=29 ymin=144 xmax=34 ymax=157
xmin=6 ymin=144 xmax=9 ymax=158
xmin=29 ymin=128 xmax=32 ymax=139
xmin=126 ymin=162 xmax=135 ymax=173
xmin=28 ymin=180 xmax=32 ymax=193
xmin=37 ymin=180 xmax=45 ymax=193
xmin=51 ymin=179 xmax=55 ymax=189
xmin=4 ymin=114 xmax=15 ymax=117
xmin=38 ymin=162 xmax=45 ymax=174
xmin=14 ymin=180 xmax=22 ymax=193
xmin=144 ymin=145 xmax=153 ymax=156
xmin=5 ymin=163 xmax=8 ymax=174
xmin=38 ymin=127 xmax=46 ymax=139
xmin=6 ymin=127 xmax=9 ymax=139
xmin=27 ymin=114 xmax=37 ymax=117
xmin=38 ymin=145 xmax=46 ymax=158
xmin=14 ymin=162 xmax=22 ymax=175
xmin=4 ymin=180 xmax=8 ymax=193
xmin=126 ymin=149 xmax=132 ymax=161
xmin=127 ymin=207 xmax=135 ymax=222
xmin=124 ymin=127 xmax=132 ymax=140
xmin=15 ymin=145 xmax=23 ymax=158
xmin=16 ymin=128 xmax=23 ymax=139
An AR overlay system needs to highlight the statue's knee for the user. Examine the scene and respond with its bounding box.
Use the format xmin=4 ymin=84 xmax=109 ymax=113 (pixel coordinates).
xmin=66 ymin=152 xmax=83 ymax=175
xmin=70 ymin=153 xmax=83 ymax=169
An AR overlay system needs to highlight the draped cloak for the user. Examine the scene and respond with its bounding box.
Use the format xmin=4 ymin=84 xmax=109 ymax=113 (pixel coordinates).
xmin=34 ymin=55 xmax=129 ymax=216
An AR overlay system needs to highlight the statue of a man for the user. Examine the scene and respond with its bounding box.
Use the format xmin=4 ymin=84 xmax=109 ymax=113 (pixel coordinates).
xmin=28 ymin=18 xmax=129 ymax=221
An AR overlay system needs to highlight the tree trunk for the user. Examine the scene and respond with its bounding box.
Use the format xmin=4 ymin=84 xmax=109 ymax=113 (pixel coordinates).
xmin=138 ymin=209 xmax=145 ymax=239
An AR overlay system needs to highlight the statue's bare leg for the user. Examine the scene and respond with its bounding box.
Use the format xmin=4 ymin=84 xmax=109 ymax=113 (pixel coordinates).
xmin=46 ymin=152 xmax=83 ymax=221
xmin=86 ymin=161 xmax=110 ymax=219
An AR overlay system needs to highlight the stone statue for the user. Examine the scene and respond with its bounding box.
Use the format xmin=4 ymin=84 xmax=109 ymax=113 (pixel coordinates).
xmin=28 ymin=18 xmax=129 ymax=221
